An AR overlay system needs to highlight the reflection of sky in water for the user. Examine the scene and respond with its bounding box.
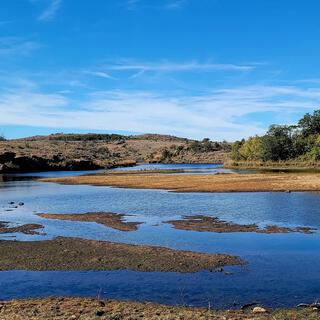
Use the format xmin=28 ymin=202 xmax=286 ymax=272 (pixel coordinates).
xmin=0 ymin=165 xmax=319 ymax=308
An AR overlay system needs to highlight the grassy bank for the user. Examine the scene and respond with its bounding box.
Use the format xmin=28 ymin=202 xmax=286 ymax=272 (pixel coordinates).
xmin=224 ymin=160 xmax=320 ymax=171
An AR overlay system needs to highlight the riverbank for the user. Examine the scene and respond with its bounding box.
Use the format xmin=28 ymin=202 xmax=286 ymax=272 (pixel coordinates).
xmin=42 ymin=171 xmax=320 ymax=192
xmin=224 ymin=160 xmax=320 ymax=171
xmin=0 ymin=297 xmax=318 ymax=319
xmin=0 ymin=237 xmax=242 ymax=272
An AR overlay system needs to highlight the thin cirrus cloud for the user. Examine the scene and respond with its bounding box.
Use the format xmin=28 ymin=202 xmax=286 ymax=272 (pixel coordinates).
xmin=0 ymin=37 xmax=41 ymax=57
xmin=125 ymin=0 xmax=187 ymax=10
xmin=87 ymin=60 xmax=256 ymax=79
xmin=0 ymin=84 xmax=318 ymax=140
xmin=36 ymin=0 xmax=62 ymax=21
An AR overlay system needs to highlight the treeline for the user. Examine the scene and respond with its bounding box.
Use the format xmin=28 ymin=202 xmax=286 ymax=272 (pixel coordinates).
xmin=47 ymin=133 xmax=127 ymax=142
xmin=231 ymin=110 xmax=320 ymax=162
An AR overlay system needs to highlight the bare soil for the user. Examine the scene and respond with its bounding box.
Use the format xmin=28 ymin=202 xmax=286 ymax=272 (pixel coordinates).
xmin=38 ymin=212 xmax=142 ymax=232
xmin=0 ymin=297 xmax=318 ymax=320
xmin=166 ymin=215 xmax=316 ymax=234
xmin=0 ymin=237 xmax=243 ymax=272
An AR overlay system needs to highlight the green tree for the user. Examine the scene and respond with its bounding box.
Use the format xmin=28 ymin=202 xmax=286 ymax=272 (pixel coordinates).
xmin=298 ymin=109 xmax=320 ymax=136
xmin=230 ymin=140 xmax=244 ymax=160
xmin=261 ymin=125 xmax=293 ymax=161
xmin=240 ymin=136 xmax=263 ymax=160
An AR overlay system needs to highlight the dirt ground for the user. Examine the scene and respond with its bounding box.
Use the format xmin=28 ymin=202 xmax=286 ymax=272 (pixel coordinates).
xmin=0 ymin=297 xmax=318 ymax=320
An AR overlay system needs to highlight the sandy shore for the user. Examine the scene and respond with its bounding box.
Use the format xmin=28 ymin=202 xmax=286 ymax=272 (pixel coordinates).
xmin=0 ymin=237 xmax=242 ymax=272
xmin=166 ymin=215 xmax=316 ymax=234
xmin=38 ymin=212 xmax=142 ymax=232
xmin=0 ymin=297 xmax=318 ymax=319
xmin=42 ymin=172 xmax=320 ymax=193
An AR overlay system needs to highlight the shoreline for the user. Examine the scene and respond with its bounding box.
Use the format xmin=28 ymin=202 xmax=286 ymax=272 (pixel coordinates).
xmin=0 ymin=297 xmax=318 ymax=319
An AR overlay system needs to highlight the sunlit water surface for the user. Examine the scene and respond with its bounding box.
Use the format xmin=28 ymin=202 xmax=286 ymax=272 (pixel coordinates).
xmin=0 ymin=164 xmax=319 ymax=308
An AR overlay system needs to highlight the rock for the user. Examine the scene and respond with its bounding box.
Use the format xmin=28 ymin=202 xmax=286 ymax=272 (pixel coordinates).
xmin=96 ymin=310 xmax=105 ymax=316
xmin=18 ymin=202 xmax=24 ymax=206
xmin=252 ymin=306 xmax=267 ymax=313
xmin=9 ymin=202 xmax=14 ymax=205
xmin=297 ymin=303 xmax=310 ymax=308
xmin=241 ymin=303 xmax=257 ymax=310
xmin=215 ymin=267 xmax=224 ymax=272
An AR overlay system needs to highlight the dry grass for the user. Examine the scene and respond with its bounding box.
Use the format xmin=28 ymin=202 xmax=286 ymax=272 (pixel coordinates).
xmin=42 ymin=172 xmax=320 ymax=193
xmin=0 ymin=297 xmax=318 ymax=319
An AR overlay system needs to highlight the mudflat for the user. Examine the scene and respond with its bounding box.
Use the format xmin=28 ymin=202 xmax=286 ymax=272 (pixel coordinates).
xmin=38 ymin=212 xmax=142 ymax=231
xmin=166 ymin=215 xmax=316 ymax=234
xmin=0 ymin=297 xmax=318 ymax=320
xmin=0 ymin=237 xmax=242 ymax=272
xmin=42 ymin=172 xmax=320 ymax=192
xmin=0 ymin=222 xmax=44 ymax=235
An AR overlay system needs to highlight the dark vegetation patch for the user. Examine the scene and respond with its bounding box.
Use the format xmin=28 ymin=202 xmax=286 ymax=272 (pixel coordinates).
xmin=0 ymin=237 xmax=243 ymax=272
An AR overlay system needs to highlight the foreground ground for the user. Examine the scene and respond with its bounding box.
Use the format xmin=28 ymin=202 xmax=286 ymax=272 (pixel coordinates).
xmin=43 ymin=171 xmax=320 ymax=192
xmin=0 ymin=297 xmax=319 ymax=320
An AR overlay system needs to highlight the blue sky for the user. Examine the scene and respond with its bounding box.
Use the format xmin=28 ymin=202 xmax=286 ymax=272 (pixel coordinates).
xmin=1 ymin=0 xmax=320 ymax=140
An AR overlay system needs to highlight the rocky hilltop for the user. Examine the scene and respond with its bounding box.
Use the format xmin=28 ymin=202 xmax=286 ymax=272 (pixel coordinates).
xmin=0 ymin=133 xmax=230 ymax=173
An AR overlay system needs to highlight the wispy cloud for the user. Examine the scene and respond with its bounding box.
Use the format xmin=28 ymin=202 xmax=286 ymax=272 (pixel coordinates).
xmin=124 ymin=0 xmax=188 ymax=10
xmin=165 ymin=0 xmax=188 ymax=10
xmin=0 ymin=83 xmax=318 ymax=140
xmin=37 ymin=0 xmax=62 ymax=21
xmin=96 ymin=60 xmax=255 ymax=79
xmin=0 ymin=37 xmax=40 ymax=57
xmin=83 ymin=70 xmax=116 ymax=80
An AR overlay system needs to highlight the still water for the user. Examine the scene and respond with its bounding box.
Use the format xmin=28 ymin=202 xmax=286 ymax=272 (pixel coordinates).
xmin=0 ymin=164 xmax=319 ymax=309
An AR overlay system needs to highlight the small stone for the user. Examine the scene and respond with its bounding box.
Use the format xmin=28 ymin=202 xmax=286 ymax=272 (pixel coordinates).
xmin=69 ymin=315 xmax=77 ymax=319
xmin=297 ymin=303 xmax=310 ymax=308
xmin=215 ymin=267 xmax=224 ymax=272
xmin=252 ymin=306 xmax=267 ymax=313
xmin=18 ymin=202 xmax=24 ymax=206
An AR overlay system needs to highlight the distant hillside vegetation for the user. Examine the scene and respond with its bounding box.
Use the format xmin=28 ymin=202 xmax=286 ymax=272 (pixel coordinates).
xmin=0 ymin=133 xmax=230 ymax=173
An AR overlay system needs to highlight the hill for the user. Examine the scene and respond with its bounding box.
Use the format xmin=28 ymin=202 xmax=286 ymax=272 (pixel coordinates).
xmin=0 ymin=133 xmax=230 ymax=173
